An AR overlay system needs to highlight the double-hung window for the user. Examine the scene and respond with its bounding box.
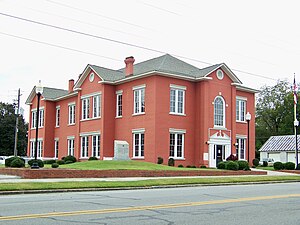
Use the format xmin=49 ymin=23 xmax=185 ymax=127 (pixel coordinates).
xmin=236 ymin=97 xmax=246 ymax=122
xmin=81 ymin=136 xmax=89 ymax=158
xmin=133 ymin=85 xmax=145 ymax=115
xmin=169 ymin=129 xmax=185 ymax=159
xmin=82 ymin=98 xmax=90 ymax=120
xmin=236 ymin=138 xmax=246 ymax=160
xmin=92 ymin=134 xmax=100 ymax=158
xmin=54 ymin=139 xmax=59 ymax=159
xmin=116 ymin=90 xmax=123 ymax=117
xmin=170 ymin=85 xmax=186 ymax=115
xmin=214 ymin=96 xmax=225 ymax=127
xmin=132 ymin=129 xmax=145 ymax=158
xmin=68 ymin=103 xmax=76 ymax=125
xmin=93 ymin=95 xmax=101 ymax=118
xmin=55 ymin=106 xmax=60 ymax=127
xmin=29 ymin=139 xmax=43 ymax=158
xmin=31 ymin=108 xmax=44 ymax=128
xmin=67 ymin=137 xmax=75 ymax=156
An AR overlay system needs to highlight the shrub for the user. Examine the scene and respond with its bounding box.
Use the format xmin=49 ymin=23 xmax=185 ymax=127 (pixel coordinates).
xmin=178 ymin=164 xmax=184 ymax=167
xmin=226 ymin=154 xmax=238 ymax=161
xmin=225 ymin=161 xmax=239 ymax=171
xmin=5 ymin=157 xmax=25 ymax=167
xmin=28 ymin=159 xmax=44 ymax=168
xmin=186 ymin=165 xmax=191 ymax=168
xmin=237 ymin=160 xmax=249 ymax=170
xmin=296 ymin=163 xmax=300 ymax=170
xmin=191 ymin=165 xmax=196 ymax=168
xmin=43 ymin=159 xmax=56 ymax=164
xmin=51 ymin=163 xmax=59 ymax=168
xmin=10 ymin=158 xmax=25 ymax=168
xmin=65 ymin=160 xmax=74 ymax=164
xmin=168 ymin=158 xmax=175 ymax=166
xmin=262 ymin=161 xmax=268 ymax=167
xmin=63 ymin=155 xmax=77 ymax=163
xmin=284 ymin=162 xmax=295 ymax=170
xmin=57 ymin=160 xmax=65 ymax=165
xmin=200 ymin=165 xmax=207 ymax=168
xmin=88 ymin=156 xmax=98 ymax=161
xmin=157 ymin=157 xmax=163 ymax=164
xmin=273 ymin=162 xmax=284 ymax=170
xmin=217 ymin=161 xmax=226 ymax=169
xmin=252 ymin=158 xmax=259 ymax=167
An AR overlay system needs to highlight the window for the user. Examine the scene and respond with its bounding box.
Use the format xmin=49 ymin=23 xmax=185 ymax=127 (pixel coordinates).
xmin=133 ymin=86 xmax=145 ymax=115
xmin=56 ymin=106 xmax=60 ymax=127
xmin=92 ymin=135 xmax=100 ymax=158
xmin=39 ymin=109 xmax=44 ymax=127
xmin=170 ymin=85 xmax=186 ymax=115
xmin=116 ymin=91 xmax=123 ymax=117
xmin=169 ymin=132 xmax=184 ymax=159
xmin=68 ymin=103 xmax=76 ymax=125
xmin=31 ymin=111 xmax=36 ymax=128
xmin=132 ymin=130 xmax=145 ymax=158
xmin=82 ymin=98 xmax=90 ymax=120
xmin=93 ymin=95 xmax=101 ymax=118
xmin=236 ymin=98 xmax=246 ymax=122
xmin=30 ymin=141 xmax=35 ymax=157
xmin=54 ymin=139 xmax=59 ymax=159
xmin=31 ymin=109 xmax=44 ymax=128
xmin=67 ymin=138 xmax=75 ymax=156
xmin=236 ymin=138 xmax=246 ymax=160
xmin=214 ymin=96 xmax=225 ymax=127
xmin=81 ymin=136 xmax=89 ymax=158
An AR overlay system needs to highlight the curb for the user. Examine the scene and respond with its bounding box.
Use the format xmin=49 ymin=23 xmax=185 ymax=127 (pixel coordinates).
xmin=1 ymin=180 xmax=300 ymax=195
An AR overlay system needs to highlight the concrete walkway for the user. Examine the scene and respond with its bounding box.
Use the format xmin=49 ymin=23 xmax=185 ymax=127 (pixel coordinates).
xmin=250 ymin=168 xmax=299 ymax=176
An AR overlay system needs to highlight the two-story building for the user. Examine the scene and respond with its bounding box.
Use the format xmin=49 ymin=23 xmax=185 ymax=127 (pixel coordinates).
xmin=26 ymin=54 xmax=256 ymax=167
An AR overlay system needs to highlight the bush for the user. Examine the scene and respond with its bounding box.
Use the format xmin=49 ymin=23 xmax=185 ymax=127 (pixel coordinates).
xmin=157 ymin=157 xmax=163 ymax=164
xmin=296 ymin=163 xmax=300 ymax=170
xmin=284 ymin=162 xmax=295 ymax=170
xmin=88 ymin=156 xmax=98 ymax=161
xmin=225 ymin=161 xmax=239 ymax=170
xmin=63 ymin=155 xmax=77 ymax=163
xmin=237 ymin=160 xmax=249 ymax=170
xmin=200 ymin=165 xmax=207 ymax=168
xmin=262 ymin=161 xmax=268 ymax=167
xmin=273 ymin=162 xmax=284 ymax=170
xmin=65 ymin=160 xmax=74 ymax=164
xmin=10 ymin=158 xmax=25 ymax=168
xmin=217 ymin=161 xmax=226 ymax=169
xmin=168 ymin=158 xmax=175 ymax=166
xmin=56 ymin=160 xmax=65 ymax=165
xmin=252 ymin=158 xmax=259 ymax=167
xmin=43 ymin=159 xmax=56 ymax=164
xmin=191 ymin=165 xmax=196 ymax=168
xmin=186 ymin=165 xmax=191 ymax=168
xmin=5 ymin=157 xmax=25 ymax=167
xmin=28 ymin=159 xmax=44 ymax=168
xmin=226 ymin=154 xmax=238 ymax=161
xmin=178 ymin=164 xmax=184 ymax=167
xmin=51 ymin=163 xmax=59 ymax=168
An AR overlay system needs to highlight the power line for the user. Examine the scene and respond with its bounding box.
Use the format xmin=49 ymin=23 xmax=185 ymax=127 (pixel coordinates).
xmin=0 ymin=12 xmax=278 ymax=81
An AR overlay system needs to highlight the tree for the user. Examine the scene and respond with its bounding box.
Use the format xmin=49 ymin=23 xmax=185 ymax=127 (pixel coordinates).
xmin=0 ymin=102 xmax=28 ymax=156
xmin=256 ymin=80 xmax=298 ymax=150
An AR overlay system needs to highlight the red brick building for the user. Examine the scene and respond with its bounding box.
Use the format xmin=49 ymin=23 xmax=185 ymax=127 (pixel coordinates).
xmin=26 ymin=54 xmax=256 ymax=167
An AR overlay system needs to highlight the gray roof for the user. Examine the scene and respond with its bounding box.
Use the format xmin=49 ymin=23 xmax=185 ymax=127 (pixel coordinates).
xmin=259 ymin=135 xmax=300 ymax=152
xmin=89 ymin=65 xmax=124 ymax=82
xmin=25 ymin=87 xmax=68 ymax=104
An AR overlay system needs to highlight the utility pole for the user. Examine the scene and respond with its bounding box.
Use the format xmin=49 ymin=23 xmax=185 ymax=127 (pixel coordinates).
xmin=13 ymin=88 xmax=20 ymax=156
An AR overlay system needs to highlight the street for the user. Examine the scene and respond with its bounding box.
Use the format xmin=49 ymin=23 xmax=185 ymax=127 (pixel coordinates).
xmin=0 ymin=183 xmax=300 ymax=225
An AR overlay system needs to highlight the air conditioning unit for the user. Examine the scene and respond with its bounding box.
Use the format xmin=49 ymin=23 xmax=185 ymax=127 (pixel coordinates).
xmin=113 ymin=140 xmax=130 ymax=160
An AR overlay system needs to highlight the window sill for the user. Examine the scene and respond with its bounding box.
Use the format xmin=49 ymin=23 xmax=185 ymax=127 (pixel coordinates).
xmin=80 ymin=117 xmax=101 ymax=122
xmin=213 ymin=126 xmax=226 ymax=130
xmin=115 ymin=116 xmax=123 ymax=119
xmin=236 ymin=120 xmax=247 ymax=124
xmin=132 ymin=112 xmax=145 ymax=116
xmin=169 ymin=112 xmax=186 ymax=116
xmin=68 ymin=123 xmax=76 ymax=126
xmin=132 ymin=157 xmax=145 ymax=160
xmin=80 ymin=157 xmax=89 ymax=160
xmin=169 ymin=157 xmax=185 ymax=160
xmin=55 ymin=126 xmax=59 ymax=128
xmin=30 ymin=127 xmax=44 ymax=130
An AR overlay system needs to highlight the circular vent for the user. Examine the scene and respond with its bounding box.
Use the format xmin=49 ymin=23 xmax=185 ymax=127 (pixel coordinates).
xmin=89 ymin=73 xmax=95 ymax=82
xmin=216 ymin=69 xmax=224 ymax=80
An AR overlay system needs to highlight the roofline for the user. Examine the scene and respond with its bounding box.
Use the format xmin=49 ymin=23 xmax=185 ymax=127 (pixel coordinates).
xmin=52 ymin=91 xmax=78 ymax=101
xmin=232 ymin=83 xmax=259 ymax=93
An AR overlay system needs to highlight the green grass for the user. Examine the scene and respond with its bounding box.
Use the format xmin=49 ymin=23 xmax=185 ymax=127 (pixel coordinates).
xmin=0 ymin=176 xmax=300 ymax=191
xmin=257 ymin=166 xmax=274 ymax=171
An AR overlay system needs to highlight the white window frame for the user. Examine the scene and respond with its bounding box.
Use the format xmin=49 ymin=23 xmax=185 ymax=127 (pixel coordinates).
xmin=236 ymin=137 xmax=246 ymax=160
xmin=31 ymin=111 xmax=36 ymax=128
xmin=93 ymin=95 xmax=101 ymax=118
xmin=92 ymin=134 xmax=100 ymax=158
xmin=82 ymin=98 xmax=90 ymax=120
xmin=67 ymin=137 xmax=75 ymax=156
xmin=214 ymin=96 xmax=225 ymax=128
xmin=29 ymin=139 xmax=43 ymax=158
xmin=236 ymin=97 xmax=247 ymax=122
xmin=133 ymin=85 xmax=145 ymax=115
xmin=54 ymin=138 xmax=59 ymax=159
xmin=170 ymin=84 xmax=186 ymax=115
xmin=116 ymin=90 xmax=123 ymax=118
xmin=68 ymin=103 xmax=76 ymax=125
xmin=169 ymin=129 xmax=185 ymax=159
xmin=80 ymin=136 xmax=89 ymax=158
xmin=132 ymin=129 xmax=145 ymax=159
xmin=31 ymin=108 xmax=44 ymax=128
xmin=55 ymin=106 xmax=60 ymax=127
xmin=30 ymin=140 xmax=35 ymax=157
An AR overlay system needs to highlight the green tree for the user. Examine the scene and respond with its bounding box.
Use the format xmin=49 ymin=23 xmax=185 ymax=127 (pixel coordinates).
xmin=0 ymin=102 xmax=28 ymax=156
xmin=256 ymin=80 xmax=298 ymax=151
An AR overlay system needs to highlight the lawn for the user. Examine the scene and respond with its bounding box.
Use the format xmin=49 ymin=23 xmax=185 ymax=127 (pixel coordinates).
xmin=256 ymin=166 xmax=274 ymax=171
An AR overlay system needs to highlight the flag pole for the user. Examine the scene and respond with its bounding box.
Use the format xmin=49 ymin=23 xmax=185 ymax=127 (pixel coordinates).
xmin=293 ymin=73 xmax=299 ymax=168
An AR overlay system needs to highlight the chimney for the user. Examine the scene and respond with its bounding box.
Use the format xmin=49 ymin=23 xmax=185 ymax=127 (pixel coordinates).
xmin=124 ymin=56 xmax=135 ymax=76
xmin=68 ymin=79 xmax=74 ymax=93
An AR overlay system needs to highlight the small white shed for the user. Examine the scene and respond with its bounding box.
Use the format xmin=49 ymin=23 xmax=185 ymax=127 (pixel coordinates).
xmin=259 ymin=135 xmax=300 ymax=163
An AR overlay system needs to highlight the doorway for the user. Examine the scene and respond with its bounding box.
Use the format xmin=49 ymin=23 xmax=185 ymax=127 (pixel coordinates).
xmin=216 ymin=145 xmax=224 ymax=165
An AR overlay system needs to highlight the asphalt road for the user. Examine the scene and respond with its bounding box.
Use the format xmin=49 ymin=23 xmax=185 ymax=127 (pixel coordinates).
xmin=0 ymin=183 xmax=300 ymax=225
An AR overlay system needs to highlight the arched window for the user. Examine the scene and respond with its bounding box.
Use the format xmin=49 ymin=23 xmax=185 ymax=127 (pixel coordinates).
xmin=214 ymin=96 xmax=225 ymax=127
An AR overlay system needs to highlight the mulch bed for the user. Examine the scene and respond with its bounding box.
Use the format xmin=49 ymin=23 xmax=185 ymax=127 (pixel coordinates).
xmin=0 ymin=168 xmax=267 ymax=179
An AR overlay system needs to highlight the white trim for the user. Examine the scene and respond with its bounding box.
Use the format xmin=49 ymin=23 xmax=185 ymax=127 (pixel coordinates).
xmin=80 ymin=117 xmax=101 ymax=122
xmin=31 ymin=106 xmax=45 ymax=112
xmin=169 ymin=128 xmax=186 ymax=133
xmin=81 ymin=91 xmax=102 ymax=99
xmin=30 ymin=138 xmax=44 ymax=141
xmin=236 ymin=96 xmax=247 ymax=101
xmin=132 ymin=84 xmax=146 ymax=90
xmin=214 ymin=96 xmax=226 ymax=128
xmin=116 ymin=90 xmax=123 ymax=94
xmin=56 ymin=105 xmax=60 ymax=109
xmin=132 ymin=128 xmax=145 ymax=133
xmin=67 ymin=136 xmax=75 ymax=139
xmin=170 ymin=84 xmax=187 ymax=90
xmin=80 ymin=131 xmax=101 ymax=136
xmin=236 ymin=134 xmax=247 ymax=139
xmin=68 ymin=102 xmax=76 ymax=106
xmin=54 ymin=92 xmax=78 ymax=101
xmin=54 ymin=137 xmax=59 ymax=141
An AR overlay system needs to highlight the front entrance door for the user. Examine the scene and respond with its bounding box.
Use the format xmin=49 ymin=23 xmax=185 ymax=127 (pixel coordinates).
xmin=216 ymin=145 xmax=224 ymax=166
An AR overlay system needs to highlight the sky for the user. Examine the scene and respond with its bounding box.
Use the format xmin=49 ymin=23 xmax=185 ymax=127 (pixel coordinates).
xmin=1 ymin=0 xmax=300 ymax=121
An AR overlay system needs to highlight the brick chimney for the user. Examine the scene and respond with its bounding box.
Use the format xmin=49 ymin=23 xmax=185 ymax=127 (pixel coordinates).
xmin=124 ymin=56 xmax=135 ymax=76
xmin=68 ymin=79 xmax=74 ymax=93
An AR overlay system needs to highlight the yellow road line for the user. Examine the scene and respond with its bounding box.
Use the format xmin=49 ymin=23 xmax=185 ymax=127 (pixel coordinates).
xmin=1 ymin=194 xmax=300 ymax=221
